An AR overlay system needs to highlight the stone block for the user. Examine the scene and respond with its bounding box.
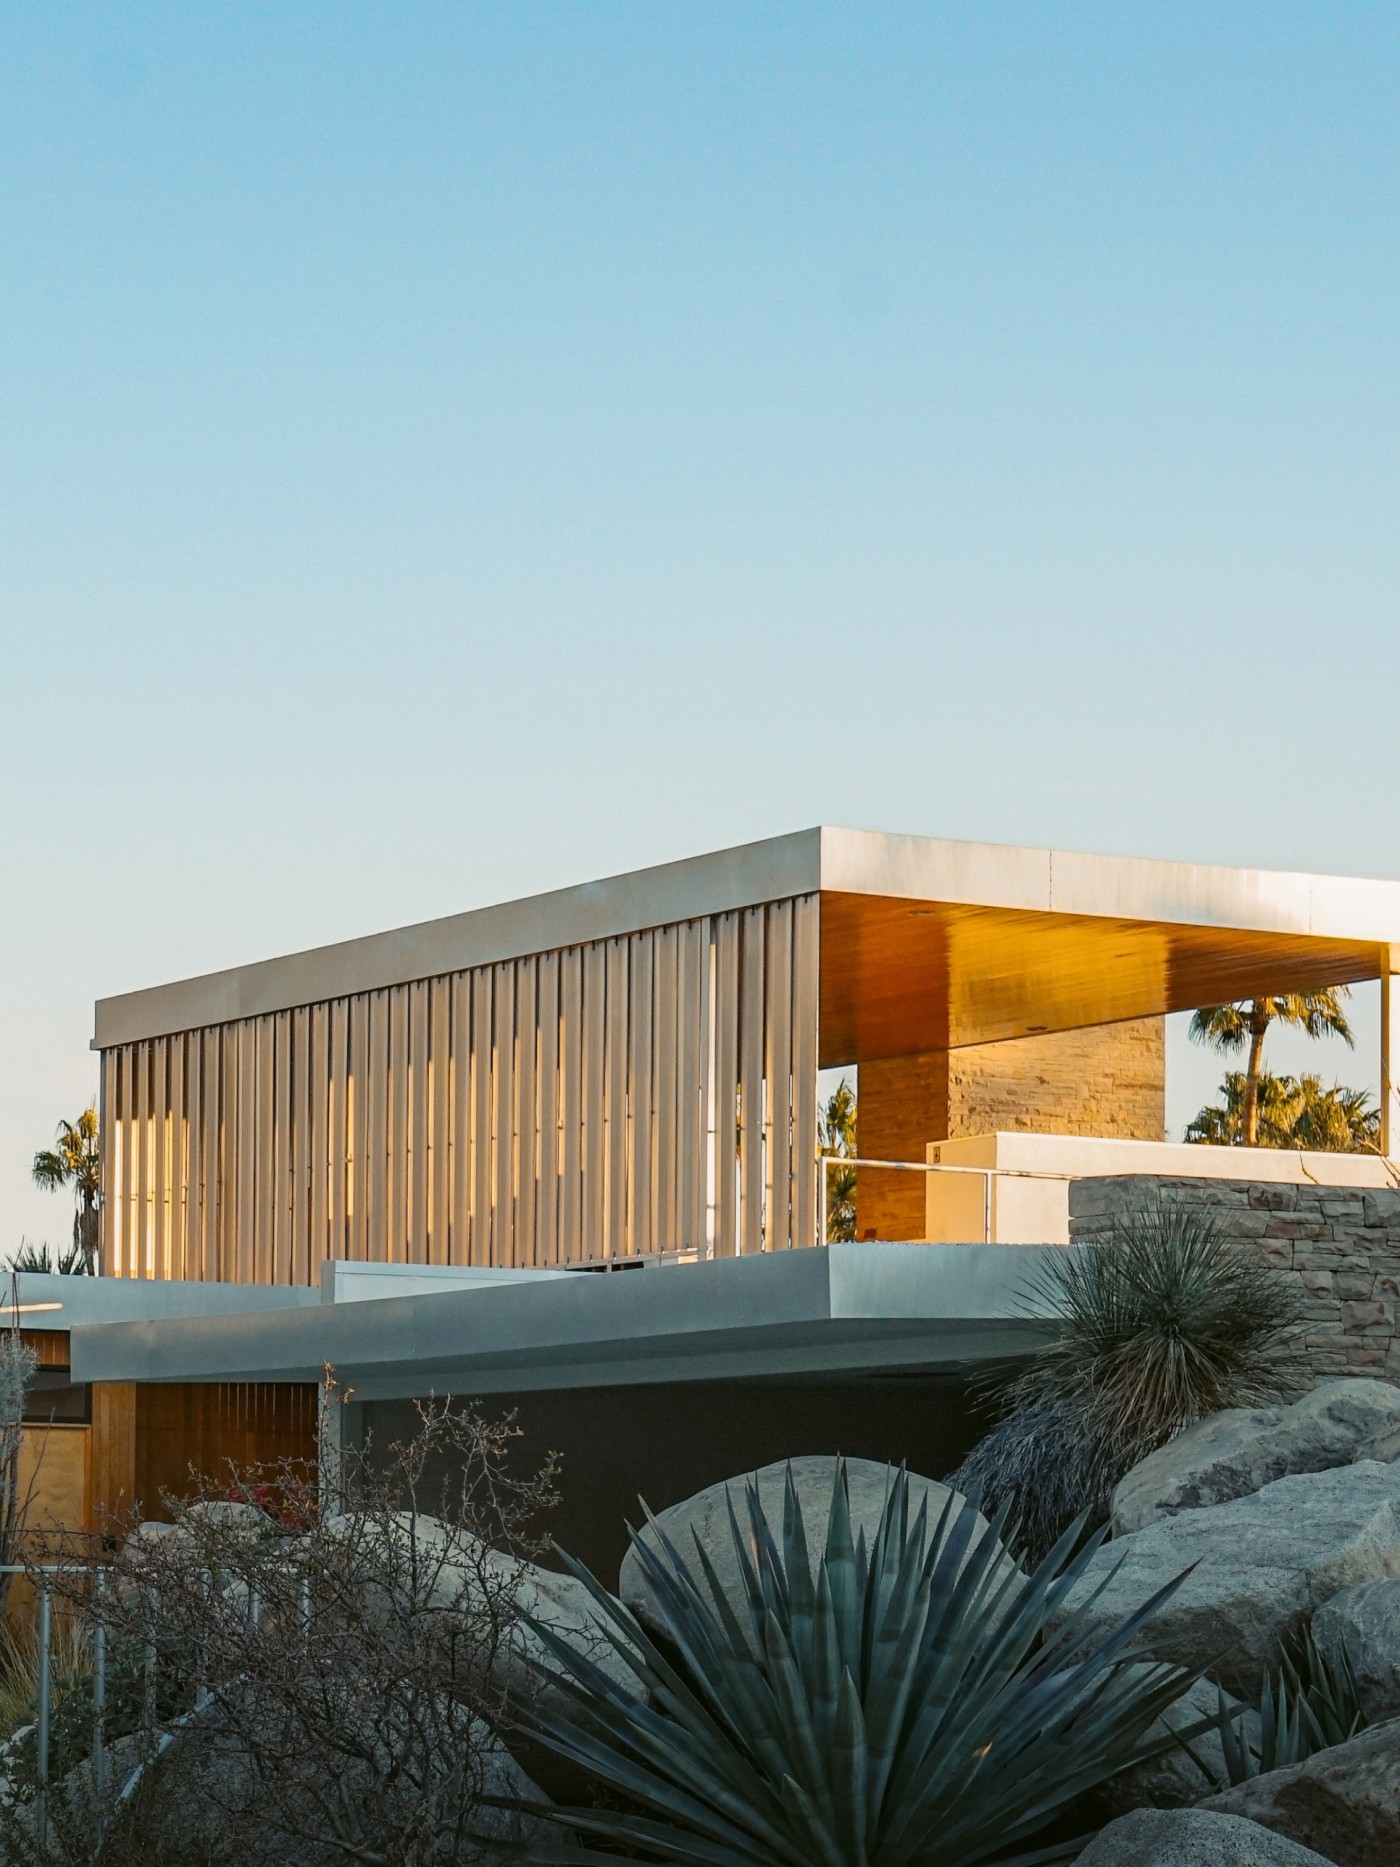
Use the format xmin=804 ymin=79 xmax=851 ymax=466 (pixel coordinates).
xmin=1250 ymin=1185 xmax=1298 ymax=1212
xmin=1342 ymin=1302 xmax=1394 ymax=1332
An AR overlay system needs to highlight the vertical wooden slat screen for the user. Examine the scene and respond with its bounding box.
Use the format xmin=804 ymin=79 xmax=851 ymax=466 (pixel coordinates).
xmin=98 ymin=893 xmax=820 ymax=1283
xmin=329 ymin=999 xmax=349 ymax=1264
xmin=627 ymin=932 xmax=654 ymax=1260
xmin=536 ymin=951 xmax=560 ymax=1266
xmin=514 ymin=960 xmax=538 ymax=1268
xmin=492 ymin=964 xmax=516 ymax=1267
xmin=711 ymin=915 xmax=740 ymax=1259
xmin=409 ymin=983 xmax=430 ymax=1261
xmin=429 ymin=981 xmax=451 ymax=1266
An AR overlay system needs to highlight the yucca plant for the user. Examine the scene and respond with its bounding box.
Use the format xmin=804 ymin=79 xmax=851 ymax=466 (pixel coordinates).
xmin=512 ymin=1462 xmax=1203 ymax=1866
xmin=1210 ymin=1628 xmax=1367 ymax=1786
xmin=953 ymin=1196 xmax=1307 ymax=1561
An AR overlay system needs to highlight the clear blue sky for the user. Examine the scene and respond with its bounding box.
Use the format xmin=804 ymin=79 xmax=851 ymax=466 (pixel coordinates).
xmin=4 ymin=5 xmax=1399 ymax=1245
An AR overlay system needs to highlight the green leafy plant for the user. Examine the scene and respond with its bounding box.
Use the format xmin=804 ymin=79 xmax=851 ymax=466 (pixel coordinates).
xmin=1189 ymin=990 xmax=1354 ymax=1147
xmin=514 ymin=1461 xmax=1202 ymax=1866
xmin=30 ymin=1108 xmax=100 ymax=1275
xmin=1186 ymin=1070 xmax=1379 ymax=1153
xmin=953 ymin=1197 xmax=1306 ymax=1561
xmin=820 ymin=1078 xmax=858 ymax=1242
xmin=1210 ymin=1628 xmax=1367 ymax=1786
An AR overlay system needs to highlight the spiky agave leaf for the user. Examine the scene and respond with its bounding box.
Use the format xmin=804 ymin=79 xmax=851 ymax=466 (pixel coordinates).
xmin=510 ymin=1462 xmax=1201 ymax=1867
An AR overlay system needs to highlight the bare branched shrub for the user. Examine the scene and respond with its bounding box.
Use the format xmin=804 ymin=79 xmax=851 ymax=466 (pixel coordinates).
xmin=953 ymin=1196 xmax=1307 ymax=1561
xmin=0 ymin=1331 xmax=37 ymax=1619
xmin=0 ymin=1385 xmax=560 ymax=1867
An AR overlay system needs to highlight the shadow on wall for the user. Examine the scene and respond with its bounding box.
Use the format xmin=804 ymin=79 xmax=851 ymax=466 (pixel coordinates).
xmin=362 ymin=1371 xmax=995 ymax=1581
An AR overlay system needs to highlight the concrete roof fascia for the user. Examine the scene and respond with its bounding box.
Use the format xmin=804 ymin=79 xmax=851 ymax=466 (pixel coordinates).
xmin=9 ymin=1272 xmax=318 ymax=1330
xmin=94 ymin=826 xmax=1400 ymax=1048
xmin=68 ymin=1243 xmax=1060 ymax=1396
xmin=818 ymin=827 xmax=1400 ymax=940
xmin=94 ymin=829 xmax=823 ymax=1048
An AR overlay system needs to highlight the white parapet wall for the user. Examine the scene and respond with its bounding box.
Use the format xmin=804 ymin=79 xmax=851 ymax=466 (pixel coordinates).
xmin=923 ymin=1132 xmax=1397 ymax=1246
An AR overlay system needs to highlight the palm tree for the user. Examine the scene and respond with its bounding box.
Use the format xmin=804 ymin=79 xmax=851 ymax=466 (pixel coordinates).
xmin=1186 ymin=1069 xmax=1379 ymax=1153
xmin=1189 ymin=989 xmax=1354 ymax=1146
xmin=818 ymin=1076 xmax=857 ymax=1241
xmin=31 ymin=1107 xmax=100 ymax=1275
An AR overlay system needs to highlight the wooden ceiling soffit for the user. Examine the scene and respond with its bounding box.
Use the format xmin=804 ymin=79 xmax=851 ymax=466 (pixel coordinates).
xmin=817 ymin=892 xmax=1382 ymax=1066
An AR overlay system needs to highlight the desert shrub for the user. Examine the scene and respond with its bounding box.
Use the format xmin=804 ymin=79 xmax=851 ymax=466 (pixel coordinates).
xmin=0 ymin=1391 xmax=559 ymax=1867
xmin=951 ymin=1195 xmax=1307 ymax=1561
xmin=512 ymin=1459 xmax=1202 ymax=1867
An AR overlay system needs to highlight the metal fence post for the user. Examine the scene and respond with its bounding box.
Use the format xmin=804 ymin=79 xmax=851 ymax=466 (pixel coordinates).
xmin=35 ymin=1583 xmax=51 ymax=1848
xmin=93 ymin=1567 xmax=108 ymax=1841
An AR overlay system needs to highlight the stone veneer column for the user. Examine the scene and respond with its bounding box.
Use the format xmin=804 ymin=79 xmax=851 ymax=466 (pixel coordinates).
xmin=857 ymin=1018 xmax=1166 ymax=1241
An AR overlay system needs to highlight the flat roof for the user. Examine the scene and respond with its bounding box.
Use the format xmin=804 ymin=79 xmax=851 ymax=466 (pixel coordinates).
xmin=95 ymin=826 xmax=1400 ymax=1050
xmin=69 ymin=1243 xmax=1062 ymax=1399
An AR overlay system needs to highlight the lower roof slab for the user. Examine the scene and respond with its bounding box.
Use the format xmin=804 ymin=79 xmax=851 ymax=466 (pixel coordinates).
xmin=70 ymin=1244 xmax=1062 ymax=1402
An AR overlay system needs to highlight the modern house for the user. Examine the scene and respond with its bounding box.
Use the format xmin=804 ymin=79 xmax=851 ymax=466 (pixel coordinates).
xmin=36 ymin=825 xmax=1400 ymax=1568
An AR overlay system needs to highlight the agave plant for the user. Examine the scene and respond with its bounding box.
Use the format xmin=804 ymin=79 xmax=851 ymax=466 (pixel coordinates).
xmin=514 ymin=1462 xmax=1202 ymax=1866
xmin=1210 ymin=1628 xmax=1367 ymax=1786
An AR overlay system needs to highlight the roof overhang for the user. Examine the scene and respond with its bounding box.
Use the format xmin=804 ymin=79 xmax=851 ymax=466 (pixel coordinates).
xmin=68 ymin=1244 xmax=1061 ymax=1400
xmin=94 ymin=825 xmax=1400 ymax=1053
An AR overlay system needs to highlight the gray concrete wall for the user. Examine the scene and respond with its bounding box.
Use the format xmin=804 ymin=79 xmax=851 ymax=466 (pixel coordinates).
xmin=1068 ymin=1174 xmax=1400 ymax=1386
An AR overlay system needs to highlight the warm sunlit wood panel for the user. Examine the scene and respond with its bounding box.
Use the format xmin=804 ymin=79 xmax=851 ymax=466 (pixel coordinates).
xmin=792 ymin=893 xmax=820 ymax=1250
xmin=513 ymin=960 xmax=537 ymax=1268
xmin=492 ymin=964 xmax=516 ymax=1267
xmin=409 ymin=981 xmax=430 ymax=1261
xmin=449 ymin=972 xmax=471 ymax=1263
xmin=470 ymin=969 xmax=492 ymax=1266
xmin=765 ymin=901 xmax=793 ymax=1251
xmin=101 ymin=893 xmax=825 ymax=1280
xmin=387 ymin=987 xmax=410 ymax=1263
xmin=818 ymin=891 xmax=1383 ymax=1066
xmin=604 ymin=940 xmax=629 ymax=1258
xmin=429 ymin=978 xmax=451 ymax=1266
xmin=626 ymin=931 xmax=654 ymax=1258
xmin=183 ymin=1032 xmax=202 ymax=1277
xmin=558 ymin=947 xmax=583 ymax=1262
xmin=329 ymin=998 xmax=349 ymax=1260
xmin=738 ymin=907 xmax=765 ymax=1256
xmin=536 ymin=951 xmax=561 ymax=1266
xmin=365 ymin=991 xmax=389 ymax=1263
xmin=712 ymin=914 xmax=739 ymax=1258
xmin=310 ymin=1002 xmax=330 ymax=1270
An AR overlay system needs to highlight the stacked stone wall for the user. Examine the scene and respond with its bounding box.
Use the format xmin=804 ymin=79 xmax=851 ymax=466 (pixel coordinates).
xmin=1068 ymin=1175 xmax=1400 ymax=1386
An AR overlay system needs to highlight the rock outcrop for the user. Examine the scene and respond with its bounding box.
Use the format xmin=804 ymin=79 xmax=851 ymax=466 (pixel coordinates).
xmin=1074 ymin=1807 xmax=1338 ymax=1866
xmin=619 ymin=1454 xmax=1021 ymax=1640
xmin=1056 ymin=1461 xmax=1400 ymax=1693
xmin=1201 ymin=1720 xmax=1400 ymax=1867
xmin=1111 ymin=1380 xmax=1400 ymax=1537
xmin=1312 ymin=1579 xmax=1400 ymax=1723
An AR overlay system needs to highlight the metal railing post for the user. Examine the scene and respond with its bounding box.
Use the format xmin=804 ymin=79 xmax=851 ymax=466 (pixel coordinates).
xmin=35 ymin=1584 xmax=51 ymax=1848
xmin=818 ymin=1155 xmax=828 ymax=1248
xmin=93 ymin=1567 xmax=108 ymax=1842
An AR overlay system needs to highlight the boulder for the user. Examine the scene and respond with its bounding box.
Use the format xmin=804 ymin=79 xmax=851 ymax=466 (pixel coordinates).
xmin=1313 ymin=1580 xmax=1400 ymax=1723
xmin=1112 ymin=1380 xmax=1400 ymax=1537
xmin=1201 ymin=1720 xmax=1400 ymax=1867
xmin=1356 ymin=1418 xmax=1400 ymax=1465
xmin=323 ymin=1512 xmax=637 ymax=1713
xmin=1075 ymin=1807 xmax=1337 ymax=1866
xmin=1055 ymin=1461 xmax=1400 ymax=1694
xmin=618 ymin=1455 xmax=1022 ymax=1642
